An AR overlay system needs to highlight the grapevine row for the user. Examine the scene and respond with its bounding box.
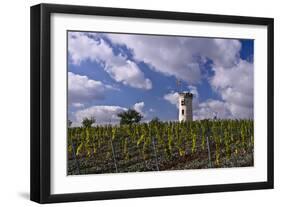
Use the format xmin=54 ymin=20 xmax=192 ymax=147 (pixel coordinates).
xmin=67 ymin=119 xmax=254 ymax=174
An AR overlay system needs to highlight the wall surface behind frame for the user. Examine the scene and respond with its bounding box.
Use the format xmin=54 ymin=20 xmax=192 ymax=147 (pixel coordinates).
xmin=0 ymin=0 xmax=279 ymax=206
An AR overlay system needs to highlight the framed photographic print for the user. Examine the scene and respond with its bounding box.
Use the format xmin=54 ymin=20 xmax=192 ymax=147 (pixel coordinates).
xmin=30 ymin=3 xmax=274 ymax=203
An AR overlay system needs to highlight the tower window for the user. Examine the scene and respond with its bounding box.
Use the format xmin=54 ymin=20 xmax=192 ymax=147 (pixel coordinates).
xmin=182 ymin=109 xmax=184 ymax=115
xmin=181 ymin=100 xmax=185 ymax=105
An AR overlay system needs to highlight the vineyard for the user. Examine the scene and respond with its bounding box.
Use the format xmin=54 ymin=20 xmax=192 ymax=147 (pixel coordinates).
xmin=67 ymin=119 xmax=254 ymax=175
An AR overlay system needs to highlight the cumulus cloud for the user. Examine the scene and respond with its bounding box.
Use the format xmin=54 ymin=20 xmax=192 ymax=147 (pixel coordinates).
xmin=104 ymin=60 xmax=152 ymax=90
xmin=193 ymin=99 xmax=232 ymax=120
xmin=73 ymin=101 xmax=147 ymax=125
xmin=69 ymin=31 xmax=253 ymax=120
xmin=163 ymin=81 xmax=252 ymax=120
xmin=106 ymin=34 xmax=241 ymax=84
xmin=133 ymin=102 xmax=145 ymax=115
xmin=106 ymin=34 xmax=201 ymax=84
xmin=207 ymin=39 xmax=241 ymax=68
xmin=68 ymin=72 xmax=114 ymax=105
xmin=210 ymin=60 xmax=253 ymax=119
xmin=74 ymin=105 xmax=127 ymax=125
xmin=163 ymin=88 xmax=231 ymax=120
xmin=163 ymin=92 xmax=179 ymax=108
xmin=68 ymin=32 xmax=152 ymax=90
xmin=106 ymin=33 xmax=253 ymax=119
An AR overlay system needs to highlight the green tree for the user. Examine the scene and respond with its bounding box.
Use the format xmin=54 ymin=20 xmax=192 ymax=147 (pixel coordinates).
xmin=82 ymin=117 xmax=95 ymax=128
xmin=118 ymin=109 xmax=143 ymax=125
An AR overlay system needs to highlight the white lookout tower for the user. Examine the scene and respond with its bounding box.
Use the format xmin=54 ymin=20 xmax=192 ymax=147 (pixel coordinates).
xmin=178 ymin=92 xmax=193 ymax=122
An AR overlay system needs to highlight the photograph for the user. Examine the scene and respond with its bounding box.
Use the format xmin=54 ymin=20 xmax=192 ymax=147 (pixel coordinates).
xmin=67 ymin=31 xmax=254 ymax=175
xmin=29 ymin=2 xmax=274 ymax=203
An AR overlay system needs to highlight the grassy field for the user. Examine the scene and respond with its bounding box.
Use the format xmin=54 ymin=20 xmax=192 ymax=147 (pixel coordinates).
xmin=67 ymin=119 xmax=254 ymax=175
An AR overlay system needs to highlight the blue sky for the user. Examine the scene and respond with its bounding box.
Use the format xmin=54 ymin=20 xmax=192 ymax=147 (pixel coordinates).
xmin=67 ymin=31 xmax=254 ymax=125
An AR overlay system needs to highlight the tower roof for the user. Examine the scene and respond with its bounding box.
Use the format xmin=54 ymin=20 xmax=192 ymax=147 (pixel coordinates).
xmin=179 ymin=92 xmax=193 ymax=98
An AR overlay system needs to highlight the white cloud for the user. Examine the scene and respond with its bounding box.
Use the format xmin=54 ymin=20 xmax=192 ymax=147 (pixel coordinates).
xmin=193 ymin=99 xmax=232 ymax=120
xmin=69 ymin=32 xmax=253 ymax=120
xmin=163 ymin=82 xmax=252 ymax=120
xmin=68 ymin=32 xmax=152 ymax=90
xmin=106 ymin=34 xmax=241 ymax=84
xmin=68 ymin=72 xmax=114 ymax=105
xmin=104 ymin=59 xmax=152 ymax=90
xmin=207 ymin=39 xmax=241 ymax=68
xmin=73 ymin=102 xmax=147 ymax=125
xmin=106 ymin=33 xmax=253 ymax=119
xmin=106 ymin=34 xmax=201 ymax=84
xmin=163 ymin=92 xmax=179 ymax=108
xmin=210 ymin=60 xmax=253 ymax=119
xmin=133 ymin=101 xmax=145 ymax=115
xmin=187 ymin=85 xmax=198 ymax=96
xmin=74 ymin=105 xmax=127 ymax=125
xmin=68 ymin=32 xmax=112 ymax=65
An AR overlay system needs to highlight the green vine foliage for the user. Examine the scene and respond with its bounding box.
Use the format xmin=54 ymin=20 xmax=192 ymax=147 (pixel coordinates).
xmin=68 ymin=119 xmax=254 ymax=171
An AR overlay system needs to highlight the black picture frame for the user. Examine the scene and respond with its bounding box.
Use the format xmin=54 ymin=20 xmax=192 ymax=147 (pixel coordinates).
xmin=30 ymin=3 xmax=274 ymax=204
